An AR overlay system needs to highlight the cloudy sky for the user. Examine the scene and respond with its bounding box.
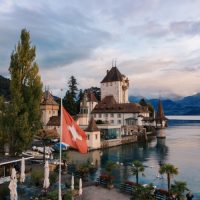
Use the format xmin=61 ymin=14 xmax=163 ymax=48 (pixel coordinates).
xmin=1 ymin=0 xmax=200 ymax=98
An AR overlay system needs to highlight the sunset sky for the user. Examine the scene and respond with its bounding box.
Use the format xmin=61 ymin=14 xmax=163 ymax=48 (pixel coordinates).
xmin=1 ymin=0 xmax=200 ymax=98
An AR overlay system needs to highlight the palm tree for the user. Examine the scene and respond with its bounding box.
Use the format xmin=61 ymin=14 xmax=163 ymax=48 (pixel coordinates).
xmin=171 ymin=181 xmax=188 ymax=200
xmin=104 ymin=161 xmax=117 ymax=186
xmin=159 ymin=163 xmax=178 ymax=192
xmin=131 ymin=160 xmax=145 ymax=184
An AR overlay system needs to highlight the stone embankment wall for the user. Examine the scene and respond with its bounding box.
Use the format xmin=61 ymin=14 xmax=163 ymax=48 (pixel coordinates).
xmin=101 ymin=135 xmax=137 ymax=148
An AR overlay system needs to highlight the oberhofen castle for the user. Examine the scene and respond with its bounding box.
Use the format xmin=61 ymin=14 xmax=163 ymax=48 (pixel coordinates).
xmin=41 ymin=66 xmax=167 ymax=150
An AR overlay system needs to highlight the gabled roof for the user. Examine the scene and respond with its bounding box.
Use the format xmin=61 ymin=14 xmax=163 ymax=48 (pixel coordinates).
xmin=92 ymin=95 xmax=148 ymax=114
xmin=101 ymin=67 xmax=123 ymax=83
xmin=41 ymin=90 xmax=58 ymax=106
xmin=85 ymin=117 xmax=99 ymax=132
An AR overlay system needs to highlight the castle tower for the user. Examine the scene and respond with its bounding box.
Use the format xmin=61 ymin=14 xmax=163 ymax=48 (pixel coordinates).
xmin=101 ymin=66 xmax=129 ymax=103
xmin=85 ymin=117 xmax=101 ymax=149
xmin=40 ymin=90 xmax=59 ymax=127
xmin=78 ymin=91 xmax=98 ymax=126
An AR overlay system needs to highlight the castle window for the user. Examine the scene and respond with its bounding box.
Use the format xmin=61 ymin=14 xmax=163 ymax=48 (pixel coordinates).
xmin=110 ymin=113 xmax=114 ymax=118
xmin=99 ymin=114 xmax=102 ymax=118
xmin=117 ymin=114 xmax=121 ymax=118
xmin=95 ymin=134 xmax=98 ymax=140
xmin=118 ymin=120 xmax=121 ymax=124
xmin=87 ymin=135 xmax=90 ymax=140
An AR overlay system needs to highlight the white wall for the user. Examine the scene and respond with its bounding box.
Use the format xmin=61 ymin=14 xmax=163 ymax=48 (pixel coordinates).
xmin=41 ymin=105 xmax=59 ymax=126
xmin=101 ymin=81 xmax=121 ymax=103
xmin=86 ymin=131 xmax=101 ymax=149
xmin=93 ymin=112 xmax=139 ymax=126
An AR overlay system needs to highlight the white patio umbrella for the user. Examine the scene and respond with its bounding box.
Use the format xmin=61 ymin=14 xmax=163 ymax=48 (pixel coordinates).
xmin=43 ymin=160 xmax=50 ymax=190
xmin=8 ymin=168 xmax=18 ymax=200
xmin=79 ymin=178 xmax=82 ymax=196
xmin=71 ymin=174 xmax=74 ymax=190
xmin=20 ymin=157 xmax=25 ymax=183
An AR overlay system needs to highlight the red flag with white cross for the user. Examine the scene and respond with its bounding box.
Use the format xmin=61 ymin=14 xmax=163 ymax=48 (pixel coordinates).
xmin=61 ymin=106 xmax=88 ymax=154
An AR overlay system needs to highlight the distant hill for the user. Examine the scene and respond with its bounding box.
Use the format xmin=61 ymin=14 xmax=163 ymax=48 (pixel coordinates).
xmin=129 ymin=93 xmax=200 ymax=115
xmin=0 ymin=75 xmax=10 ymax=100
xmin=1 ymin=74 xmax=200 ymax=115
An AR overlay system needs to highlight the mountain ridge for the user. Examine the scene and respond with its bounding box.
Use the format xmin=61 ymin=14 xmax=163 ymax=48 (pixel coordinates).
xmin=129 ymin=93 xmax=200 ymax=115
xmin=1 ymin=75 xmax=200 ymax=115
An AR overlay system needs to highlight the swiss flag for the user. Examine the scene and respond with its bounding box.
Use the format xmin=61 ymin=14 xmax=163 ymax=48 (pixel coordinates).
xmin=61 ymin=106 xmax=88 ymax=154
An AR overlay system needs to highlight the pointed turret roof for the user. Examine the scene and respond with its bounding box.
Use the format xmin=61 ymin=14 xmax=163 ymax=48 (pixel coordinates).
xmin=41 ymin=90 xmax=58 ymax=106
xmin=155 ymin=99 xmax=168 ymax=121
xmin=101 ymin=67 xmax=123 ymax=83
xmin=85 ymin=117 xmax=99 ymax=132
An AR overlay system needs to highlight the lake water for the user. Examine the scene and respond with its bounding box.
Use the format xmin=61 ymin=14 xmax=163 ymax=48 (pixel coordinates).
xmin=70 ymin=116 xmax=200 ymax=199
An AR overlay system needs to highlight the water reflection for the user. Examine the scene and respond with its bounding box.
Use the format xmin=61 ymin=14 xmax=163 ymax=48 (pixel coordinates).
xmin=69 ymin=138 xmax=169 ymax=186
xmin=68 ymin=125 xmax=200 ymax=199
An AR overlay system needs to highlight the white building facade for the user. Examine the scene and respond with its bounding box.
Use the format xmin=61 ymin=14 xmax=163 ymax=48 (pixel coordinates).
xmin=101 ymin=67 xmax=129 ymax=104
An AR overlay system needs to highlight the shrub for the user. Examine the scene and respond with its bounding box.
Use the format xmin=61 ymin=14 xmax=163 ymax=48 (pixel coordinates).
xmin=31 ymin=169 xmax=43 ymax=186
xmin=49 ymin=172 xmax=57 ymax=184
xmin=0 ymin=184 xmax=9 ymax=200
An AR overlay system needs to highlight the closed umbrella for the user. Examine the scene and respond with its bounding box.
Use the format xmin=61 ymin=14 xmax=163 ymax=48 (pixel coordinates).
xmin=71 ymin=174 xmax=74 ymax=190
xmin=43 ymin=160 xmax=50 ymax=190
xmin=8 ymin=168 xmax=18 ymax=200
xmin=79 ymin=178 xmax=82 ymax=196
xmin=20 ymin=157 xmax=25 ymax=183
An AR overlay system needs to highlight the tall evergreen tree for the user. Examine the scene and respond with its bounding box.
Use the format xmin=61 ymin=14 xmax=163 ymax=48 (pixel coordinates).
xmin=77 ymin=89 xmax=84 ymax=113
xmin=85 ymin=87 xmax=100 ymax=101
xmin=63 ymin=76 xmax=78 ymax=115
xmin=6 ymin=29 xmax=42 ymax=155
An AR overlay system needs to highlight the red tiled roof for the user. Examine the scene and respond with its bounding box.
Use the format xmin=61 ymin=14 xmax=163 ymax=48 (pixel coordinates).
xmin=92 ymin=95 xmax=148 ymax=114
xmin=85 ymin=117 xmax=99 ymax=132
xmin=46 ymin=116 xmax=60 ymax=126
xmin=101 ymin=67 xmax=123 ymax=83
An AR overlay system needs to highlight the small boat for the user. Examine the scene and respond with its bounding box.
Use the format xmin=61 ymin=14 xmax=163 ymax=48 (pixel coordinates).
xmin=52 ymin=143 xmax=69 ymax=152
xmin=22 ymin=150 xmax=52 ymax=163
xmin=32 ymin=146 xmax=54 ymax=154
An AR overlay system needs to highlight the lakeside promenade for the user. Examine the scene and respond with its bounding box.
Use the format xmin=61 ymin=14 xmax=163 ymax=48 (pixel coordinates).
xmin=76 ymin=186 xmax=130 ymax=200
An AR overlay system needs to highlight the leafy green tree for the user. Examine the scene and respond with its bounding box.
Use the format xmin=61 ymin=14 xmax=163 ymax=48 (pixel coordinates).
xmin=171 ymin=181 xmax=188 ymax=200
xmin=131 ymin=160 xmax=145 ymax=184
xmin=77 ymin=89 xmax=83 ymax=113
xmin=139 ymin=98 xmax=148 ymax=107
xmin=131 ymin=184 xmax=155 ymax=200
xmin=139 ymin=98 xmax=154 ymax=117
xmin=85 ymin=87 xmax=100 ymax=101
xmin=159 ymin=163 xmax=178 ymax=192
xmin=147 ymin=103 xmax=154 ymax=117
xmin=6 ymin=29 xmax=42 ymax=155
xmin=63 ymin=76 xmax=78 ymax=115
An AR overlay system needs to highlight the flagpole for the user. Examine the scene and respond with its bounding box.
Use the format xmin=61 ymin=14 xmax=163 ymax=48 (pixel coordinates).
xmin=59 ymin=89 xmax=63 ymax=200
